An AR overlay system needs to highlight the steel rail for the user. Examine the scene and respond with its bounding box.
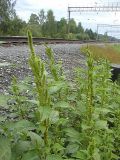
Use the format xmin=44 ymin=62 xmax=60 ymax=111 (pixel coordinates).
xmin=0 ymin=36 xmax=98 ymax=44
xmin=0 ymin=36 xmax=119 ymax=44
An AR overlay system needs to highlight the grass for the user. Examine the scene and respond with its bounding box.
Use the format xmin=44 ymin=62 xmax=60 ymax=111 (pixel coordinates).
xmin=81 ymin=44 xmax=120 ymax=64
xmin=112 ymin=44 xmax=120 ymax=53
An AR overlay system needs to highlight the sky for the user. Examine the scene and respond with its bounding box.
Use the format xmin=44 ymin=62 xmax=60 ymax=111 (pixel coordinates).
xmin=15 ymin=0 xmax=120 ymax=37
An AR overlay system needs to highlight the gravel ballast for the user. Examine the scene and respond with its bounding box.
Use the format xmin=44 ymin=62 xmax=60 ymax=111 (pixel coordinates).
xmin=0 ymin=44 xmax=86 ymax=93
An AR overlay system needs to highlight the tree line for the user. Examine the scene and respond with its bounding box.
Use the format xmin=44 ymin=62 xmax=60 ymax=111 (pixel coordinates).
xmin=0 ymin=0 xmax=97 ymax=40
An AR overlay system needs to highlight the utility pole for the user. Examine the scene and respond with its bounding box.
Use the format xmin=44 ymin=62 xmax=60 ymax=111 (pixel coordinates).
xmin=96 ymin=24 xmax=120 ymax=40
xmin=68 ymin=7 xmax=71 ymax=34
xmin=96 ymin=25 xmax=99 ymax=40
xmin=68 ymin=2 xmax=120 ymax=35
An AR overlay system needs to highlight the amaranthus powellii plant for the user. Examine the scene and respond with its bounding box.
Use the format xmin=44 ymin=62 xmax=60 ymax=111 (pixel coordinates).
xmin=0 ymin=31 xmax=120 ymax=160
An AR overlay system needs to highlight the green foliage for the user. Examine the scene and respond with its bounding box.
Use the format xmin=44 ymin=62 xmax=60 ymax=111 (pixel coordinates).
xmin=0 ymin=136 xmax=11 ymax=160
xmin=0 ymin=1 xmax=97 ymax=40
xmin=0 ymin=0 xmax=16 ymax=20
xmin=0 ymin=0 xmax=17 ymax=35
xmin=77 ymin=22 xmax=84 ymax=33
xmin=8 ymin=16 xmax=27 ymax=36
xmin=99 ymin=32 xmax=109 ymax=42
xmin=68 ymin=18 xmax=77 ymax=34
xmin=0 ymin=32 xmax=120 ymax=159
xmin=81 ymin=44 xmax=120 ymax=64
xmin=44 ymin=10 xmax=57 ymax=37
xmin=66 ymin=33 xmax=76 ymax=40
xmin=38 ymin=9 xmax=46 ymax=26
xmin=112 ymin=44 xmax=120 ymax=54
xmin=57 ymin=18 xmax=68 ymax=38
xmin=76 ymin=32 xmax=90 ymax=40
xmin=85 ymin=29 xmax=97 ymax=40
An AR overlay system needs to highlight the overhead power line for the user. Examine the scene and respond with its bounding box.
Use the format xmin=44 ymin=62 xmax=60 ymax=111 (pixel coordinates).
xmin=68 ymin=2 xmax=120 ymax=34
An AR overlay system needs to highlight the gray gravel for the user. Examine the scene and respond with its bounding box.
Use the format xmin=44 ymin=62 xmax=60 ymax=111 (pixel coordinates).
xmin=0 ymin=44 xmax=86 ymax=93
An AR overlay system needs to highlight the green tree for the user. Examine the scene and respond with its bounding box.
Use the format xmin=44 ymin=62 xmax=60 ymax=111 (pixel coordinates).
xmin=0 ymin=0 xmax=16 ymax=20
xmin=69 ymin=18 xmax=77 ymax=33
xmin=0 ymin=0 xmax=16 ymax=34
xmin=38 ymin=9 xmax=46 ymax=25
xmin=45 ymin=10 xmax=57 ymax=37
xmin=28 ymin=13 xmax=42 ymax=37
xmin=29 ymin=13 xmax=39 ymax=25
xmin=102 ymin=31 xmax=109 ymax=42
xmin=77 ymin=22 xmax=84 ymax=33
xmin=85 ymin=29 xmax=96 ymax=40
xmin=76 ymin=22 xmax=85 ymax=40
xmin=57 ymin=18 xmax=67 ymax=38
xmin=8 ymin=16 xmax=27 ymax=35
xmin=38 ymin=9 xmax=46 ymax=36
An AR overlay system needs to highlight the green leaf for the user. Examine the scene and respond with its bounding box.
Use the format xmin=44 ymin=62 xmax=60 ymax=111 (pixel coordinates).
xmin=93 ymin=148 xmax=101 ymax=160
xmin=17 ymin=83 xmax=30 ymax=92
xmin=67 ymin=94 xmax=77 ymax=101
xmin=0 ymin=116 xmax=6 ymax=122
xmin=0 ymin=136 xmax=11 ymax=160
xmin=111 ymin=152 xmax=120 ymax=160
xmin=50 ymin=110 xmax=59 ymax=123
xmin=40 ymin=107 xmax=59 ymax=123
xmin=95 ymin=108 xmax=111 ymax=115
xmin=0 ymin=94 xmax=10 ymax=106
xmin=28 ymin=131 xmax=44 ymax=146
xmin=66 ymin=144 xmax=79 ymax=154
xmin=64 ymin=159 xmax=75 ymax=160
xmin=52 ymin=143 xmax=64 ymax=152
xmin=55 ymin=101 xmax=71 ymax=109
xmin=39 ymin=106 xmax=52 ymax=121
xmin=65 ymin=128 xmax=80 ymax=143
xmin=15 ymin=120 xmax=35 ymax=131
xmin=48 ymin=82 xmax=65 ymax=94
xmin=5 ymin=120 xmax=36 ymax=133
xmin=81 ymin=123 xmax=91 ymax=131
xmin=95 ymin=120 xmax=108 ymax=130
xmin=73 ymin=150 xmax=87 ymax=159
xmin=46 ymin=155 xmax=63 ymax=160
xmin=12 ymin=141 xmax=31 ymax=156
xmin=21 ymin=151 xmax=39 ymax=160
xmin=57 ymin=118 xmax=68 ymax=126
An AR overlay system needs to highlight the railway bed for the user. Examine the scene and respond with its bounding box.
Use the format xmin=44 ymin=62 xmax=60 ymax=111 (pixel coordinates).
xmin=0 ymin=36 xmax=118 ymax=45
xmin=0 ymin=43 xmax=86 ymax=93
xmin=0 ymin=41 xmax=120 ymax=94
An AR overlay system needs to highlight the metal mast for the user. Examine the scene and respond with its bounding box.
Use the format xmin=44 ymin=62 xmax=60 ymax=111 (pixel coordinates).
xmin=68 ymin=2 xmax=120 ymax=34
xmin=96 ymin=24 xmax=120 ymax=40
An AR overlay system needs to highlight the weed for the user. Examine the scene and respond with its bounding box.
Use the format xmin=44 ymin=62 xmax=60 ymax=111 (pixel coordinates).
xmin=0 ymin=32 xmax=120 ymax=160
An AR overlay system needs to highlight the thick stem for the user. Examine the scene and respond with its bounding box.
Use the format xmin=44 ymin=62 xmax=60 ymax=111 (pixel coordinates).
xmin=44 ymin=119 xmax=49 ymax=145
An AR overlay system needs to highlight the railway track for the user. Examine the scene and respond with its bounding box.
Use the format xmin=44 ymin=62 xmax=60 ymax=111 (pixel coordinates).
xmin=0 ymin=36 xmax=102 ymax=45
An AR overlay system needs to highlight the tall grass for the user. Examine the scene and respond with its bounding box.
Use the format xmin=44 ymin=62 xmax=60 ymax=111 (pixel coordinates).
xmin=112 ymin=44 xmax=120 ymax=54
xmin=81 ymin=44 xmax=120 ymax=64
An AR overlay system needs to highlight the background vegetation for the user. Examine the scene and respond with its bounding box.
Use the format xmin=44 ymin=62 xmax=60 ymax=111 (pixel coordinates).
xmin=81 ymin=44 xmax=120 ymax=64
xmin=0 ymin=0 xmax=97 ymax=40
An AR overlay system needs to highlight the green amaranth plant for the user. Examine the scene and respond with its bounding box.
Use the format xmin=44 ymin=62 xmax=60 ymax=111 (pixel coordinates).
xmin=0 ymin=31 xmax=120 ymax=160
xmin=27 ymin=31 xmax=67 ymax=159
xmin=67 ymin=48 xmax=119 ymax=160
xmin=28 ymin=31 xmax=51 ymax=146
